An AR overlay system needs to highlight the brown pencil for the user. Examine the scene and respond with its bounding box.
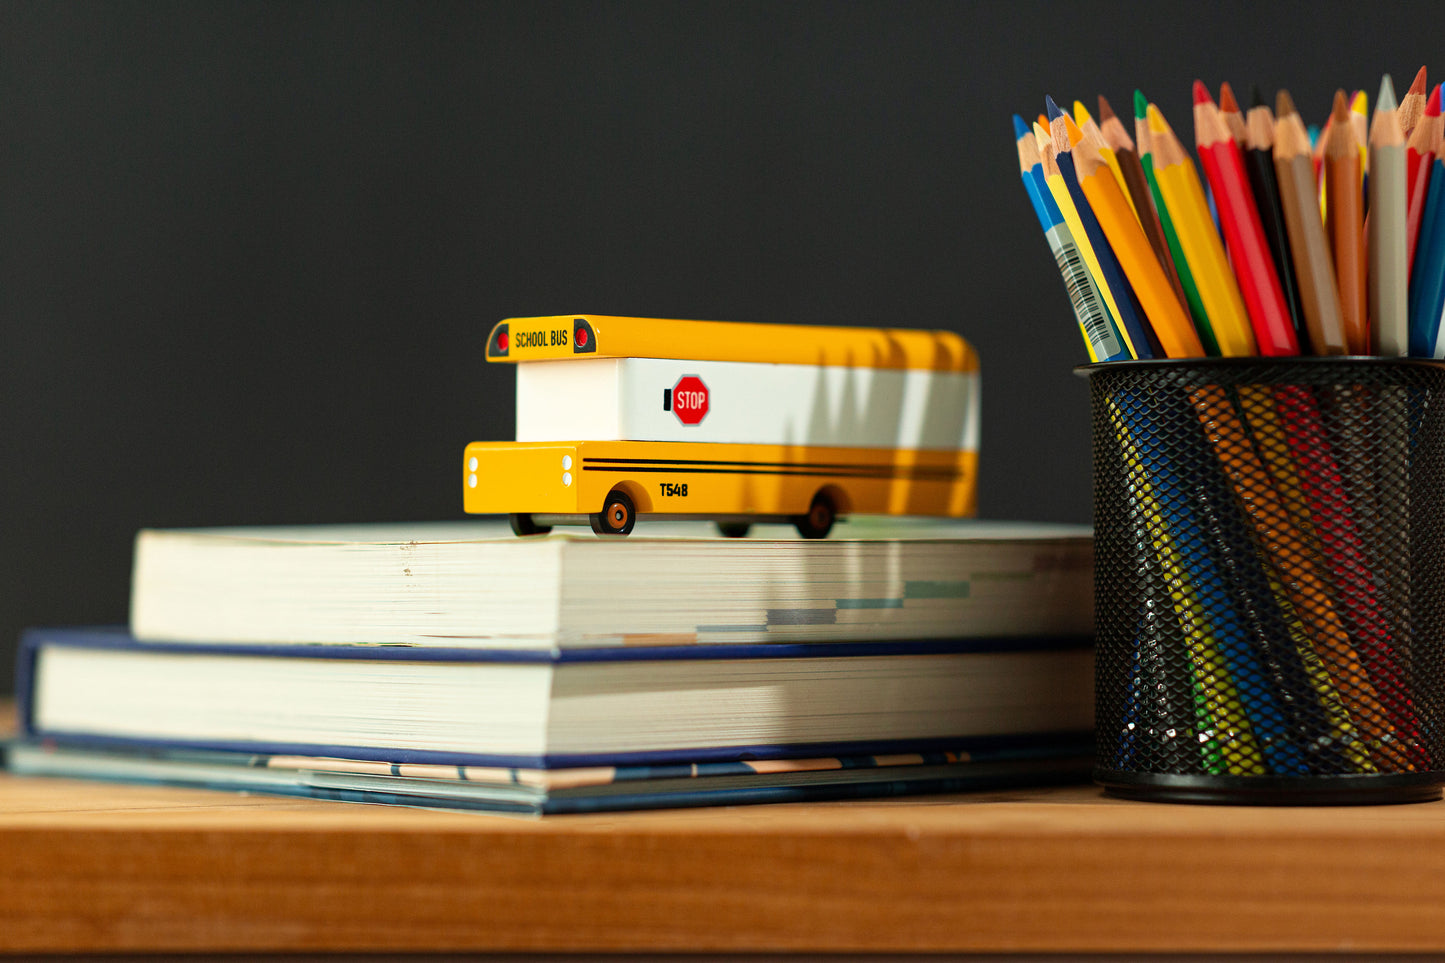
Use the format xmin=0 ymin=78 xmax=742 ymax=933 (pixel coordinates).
xmin=1098 ymin=94 xmax=1188 ymax=307
xmin=1274 ymin=90 xmax=1348 ymax=355
xmin=1326 ymin=89 xmax=1368 ymax=354
xmin=1399 ymin=65 xmax=1428 ymax=138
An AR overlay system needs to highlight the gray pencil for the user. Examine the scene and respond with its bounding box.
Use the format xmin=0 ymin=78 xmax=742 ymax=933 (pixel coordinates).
xmin=1369 ymin=74 xmax=1409 ymax=356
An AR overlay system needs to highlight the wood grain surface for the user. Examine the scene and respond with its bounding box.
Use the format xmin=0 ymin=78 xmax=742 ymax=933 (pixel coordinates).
xmin=4 ymin=757 xmax=1445 ymax=954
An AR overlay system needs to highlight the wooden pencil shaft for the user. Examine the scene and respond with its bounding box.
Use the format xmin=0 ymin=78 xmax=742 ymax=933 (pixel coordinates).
xmin=1150 ymin=108 xmax=1256 ymax=355
xmin=1274 ymin=149 xmax=1348 ymax=355
xmin=1369 ymin=138 xmax=1409 ymax=355
xmin=1245 ymin=145 xmax=1308 ymax=351
xmin=1076 ymin=150 xmax=1202 ymax=358
xmin=1326 ymin=112 xmax=1368 ymax=354
xmin=1116 ymin=145 xmax=1189 ymax=304
xmin=1196 ymin=100 xmax=1298 ymax=355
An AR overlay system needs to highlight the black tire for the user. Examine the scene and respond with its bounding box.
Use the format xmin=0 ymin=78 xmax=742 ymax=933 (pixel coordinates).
xmin=793 ymin=492 xmax=836 ymax=539
xmin=509 ymin=513 xmax=552 ymax=537
xmin=716 ymin=521 xmax=752 ymax=538
xmin=590 ymin=489 xmax=636 ymax=536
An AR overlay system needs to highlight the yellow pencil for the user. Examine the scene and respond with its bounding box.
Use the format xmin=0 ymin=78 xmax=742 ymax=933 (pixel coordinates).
xmin=1035 ymin=123 xmax=1135 ymax=357
xmin=1146 ymin=104 xmax=1257 ymax=356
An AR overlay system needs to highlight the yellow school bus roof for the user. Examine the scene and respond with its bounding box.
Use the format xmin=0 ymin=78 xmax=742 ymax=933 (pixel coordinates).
xmin=485 ymin=315 xmax=977 ymax=372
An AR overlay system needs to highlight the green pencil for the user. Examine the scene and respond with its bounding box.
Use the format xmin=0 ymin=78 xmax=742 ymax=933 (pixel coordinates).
xmin=1135 ymin=89 xmax=1220 ymax=356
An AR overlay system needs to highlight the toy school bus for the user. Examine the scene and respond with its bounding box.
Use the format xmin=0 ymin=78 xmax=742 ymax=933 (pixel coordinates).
xmin=463 ymin=315 xmax=979 ymax=537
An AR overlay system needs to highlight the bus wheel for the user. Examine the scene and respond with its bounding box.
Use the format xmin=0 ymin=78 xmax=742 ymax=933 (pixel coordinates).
xmin=793 ymin=492 xmax=835 ymax=539
xmin=591 ymin=489 xmax=636 ymax=536
xmin=716 ymin=521 xmax=751 ymax=538
xmin=509 ymin=513 xmax=552 ymax=536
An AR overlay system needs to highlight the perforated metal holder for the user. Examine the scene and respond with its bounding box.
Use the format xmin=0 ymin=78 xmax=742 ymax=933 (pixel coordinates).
xmin=1079 ymin=358 xmax=1445 ymax=804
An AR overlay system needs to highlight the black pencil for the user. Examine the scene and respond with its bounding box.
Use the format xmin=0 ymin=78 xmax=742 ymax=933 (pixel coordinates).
xmin=1244 ymin=87 xmax=1308 ymax=351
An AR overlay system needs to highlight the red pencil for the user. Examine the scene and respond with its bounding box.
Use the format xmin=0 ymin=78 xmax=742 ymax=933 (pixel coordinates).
xmin=1193 ymin=80 xmax=1299 ymax=355
xmin=1406 ymin=84 xmax=1442 ymax=273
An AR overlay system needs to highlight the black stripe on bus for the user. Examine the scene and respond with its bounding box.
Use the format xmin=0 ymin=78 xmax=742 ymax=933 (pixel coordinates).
xmin=580 ymin=464 xmax=965 ymax=481
xmin=581 ymin=455 xmax=965 ymax=472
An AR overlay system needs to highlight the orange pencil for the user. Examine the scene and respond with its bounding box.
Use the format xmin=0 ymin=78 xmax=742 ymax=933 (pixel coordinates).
xmin=1219 ymin=81 xmax=1248 ymax=147
xmin=1072 ymin=121 xmax=1203 ymax=357
xmin=1326 ymin=90 xmax=1369 ymax=353
xmin=1194 ymin=81 xmax=1299 ymax=355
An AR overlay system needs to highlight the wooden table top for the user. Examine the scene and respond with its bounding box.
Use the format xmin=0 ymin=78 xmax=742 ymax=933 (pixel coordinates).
xmin=4 ymin=760 xmax=1445 ymax=955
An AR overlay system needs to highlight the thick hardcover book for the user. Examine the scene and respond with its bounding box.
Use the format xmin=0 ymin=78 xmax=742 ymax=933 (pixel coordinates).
xmin=6 ymin=739 xmax=1094 ymax=815
xmin=129 ymin=518 xmax=1093 ymax=650
xmin=18 ymin=627 xmax=1094 ymax=769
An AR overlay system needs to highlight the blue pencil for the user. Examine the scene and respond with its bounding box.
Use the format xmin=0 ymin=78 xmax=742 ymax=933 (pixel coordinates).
xmin=1013 ymin=115 xmax=1130 ymax=362
xmin=1114 ymin=386 xmax=1308 ymax=775
xmin=1408 ymin=153 xmax=1445 ymax=356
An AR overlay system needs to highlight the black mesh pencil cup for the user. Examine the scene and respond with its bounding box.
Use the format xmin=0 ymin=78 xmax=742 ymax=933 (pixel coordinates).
xmin=1082 ymin=357 xmax=1445 ymax=804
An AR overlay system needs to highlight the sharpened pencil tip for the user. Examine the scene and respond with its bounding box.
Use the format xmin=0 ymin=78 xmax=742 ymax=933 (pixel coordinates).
xmin=1429 ymin=84 xmax=1442 ymax=116
xmin=1072 ymin=100 xmax=1091 ymax=127
xmin=1219 ymin=81 xmax=1239 ymax=113
xmin=1133 ymin=89 xmax=1148 ymax=120
xmin=1276 ymin=89 xmax=1297 ymax=117
xmin=1332 ymin=89 xmax=1350 ymax=123
xmin=1411 ymin=66 xmax=1428 ymax=96
xmin=1378 ymin=74 xmax=1398 ymax=112
xmin=1097 ymin=95 xmax=1115 ymax=123
xmin=1193 ymin=80 xmax=1212 ymax=106
xmin=1013 ymin=114 xmax=1030 ymax=139
xmin=1044 ymin=95 xmax=1065 ymax=120
xmin=1351 ymin=89 xmax=1368 ymax=114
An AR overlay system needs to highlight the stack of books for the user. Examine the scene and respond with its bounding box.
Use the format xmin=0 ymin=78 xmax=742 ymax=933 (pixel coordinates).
xmin=10 ymin=518 xmax=1096 ymax=814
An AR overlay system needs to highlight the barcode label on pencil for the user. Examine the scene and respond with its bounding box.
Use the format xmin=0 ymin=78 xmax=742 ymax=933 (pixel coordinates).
xmin=1046 ymin=227 xmax=1123 ymax=361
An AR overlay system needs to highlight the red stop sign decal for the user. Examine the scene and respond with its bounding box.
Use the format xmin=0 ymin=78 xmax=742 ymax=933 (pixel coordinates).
xmin=671 ymin=375 xmax=709 ymax=425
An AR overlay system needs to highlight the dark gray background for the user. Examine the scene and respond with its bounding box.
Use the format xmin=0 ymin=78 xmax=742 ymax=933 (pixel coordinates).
xmin=0 ymin=0 xmax=1433 ymax=692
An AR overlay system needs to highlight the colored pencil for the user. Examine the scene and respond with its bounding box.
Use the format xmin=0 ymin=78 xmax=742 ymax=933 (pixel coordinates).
xmin=1147 ymin=102 xmax=1257 ymax=356
xmin=1048 ymin=97 xmax=1162 ymax=359
xmin=1098 ymin=95 xmax=1190 ymax=313
xmin=1073 ymin=100 xmax=1137 ymax=221
xmin=1368 ymin=75 xmax=1409 ymax=356
xmin=1193 ymin=81 xmax=1298 ymax=355
xmin=1399 ymin=65 xmax=1428 ymax=138
xmin=1244 ymin=88 xmax=1308 ymax=350
xmin=1219 ymin=81 xmax=1247 ymax=147
xmin=1190 ymin=383 xmax=1405 ymax=768
xmin=1352 ymin=88 xmax=1370 ymax=179
xmin=1072 ymin=120 xmax=1203 ymax=358
xmin=1407 ymin=142 xmax=1445 ymax=357
xmin=1135 ymin=90 xmax=1218 ymax=354
xmin=1273 ymin=90 xmax=1349 ymax=355
xmin=1405 ymin=84 xmax=1441 ymax=272
xmin=1035 ymin=122 xmax=1137 ymax=359
xmin=1013 ymin=115 xmax=1127 ymax=362
xmin=1326 ymin=90 xmax=1369 ymax=354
